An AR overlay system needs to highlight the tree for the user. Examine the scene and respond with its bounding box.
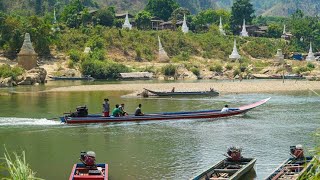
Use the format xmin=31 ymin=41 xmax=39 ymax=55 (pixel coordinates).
xmin=35 ymin=0 xmax=43 ymax=15
xmin=135 ymin=11 xmax=152 ymax=30
xmin=267 ymin=24 xmax=282 ymax=38
xmin=170 ymin=7 xmax=190 ymax=21
xmin=230 ymin=0 xmax=255 ymax=33
xmin=61 ymin=0 xmax=85 ymax=28
xmin=145 ymin=0 xmax=179 ymax=21
xmin=95 ymin=8 xmax=115 ymax=27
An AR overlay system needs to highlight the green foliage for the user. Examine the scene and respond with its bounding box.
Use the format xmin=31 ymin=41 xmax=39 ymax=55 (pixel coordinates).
xmin=225 ymin=64 xmax=233 ymax=70
xmin=3 ymin=147 xmax=43 ymax=180
xmin=242 ymin=38 xmax=284 ymax=58
xmin=267 ymin=24 xmax=282 ymax=38
xmin=95 ymin=8 xmax=115 ymax=27
xmin=210 ymin=64 xmax=223 ymax=73
xmin=68 ymin=49 xmax=82 ymax=62
xmin=192 ymin=9 xmax=230 ymax=33
xmin=135 ymin=10 xmax=152 ymax=30
xmin=170 ymin=7 xmax=190 ymax=21
xmin=307 ymin=62 xmax=315 ymax=69
xmin=172 ymin=51 xmax=190 ymax=62
xmin=233 ymin=68 xmax=240 ymax=77
xmin=191 ymin=67 xmax=200 ymax=76
xmin=0 ymin=65 xmax=24 ymax=80
xmin=162 ymin=64 xmax=176 ymax=76
xmin=81 ymin=60 xmax=130 ymax=79
xmin=145 ymin=0 xmax=179 ymax=21
xmin=230 ymin=0 xmax=255 ymax=33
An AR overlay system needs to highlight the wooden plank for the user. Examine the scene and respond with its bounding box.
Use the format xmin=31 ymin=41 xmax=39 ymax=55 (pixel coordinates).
xmin=213 ymin=169 xmax=238 ymax=174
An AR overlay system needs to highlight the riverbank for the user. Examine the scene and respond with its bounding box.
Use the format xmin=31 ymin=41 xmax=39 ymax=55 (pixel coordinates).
xmin=47 ymin=80 xmax=320 ymax=95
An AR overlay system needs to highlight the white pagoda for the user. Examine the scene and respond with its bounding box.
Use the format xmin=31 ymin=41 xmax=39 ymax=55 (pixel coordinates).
xmin=219 ymin=17 xmax=226 ymax=36
xmin=158 ymin=36 xmax=169 ymax=62
xmin=182 ymin=14 xmax=189 ymax=34
xmin=122 ymin=13 xmax=132 ymax=30
xmin=274 ymin=49 xmax=284 ymax=62
xmin=306 ymin=42 xmax=315 ymax=61
xmin=53 ymin=8 xmax=57 ymax=24
xmin=229 ymin=39 xmax=241 ymax=59
xmin=240 ymin=19 xmax=249 ymax=37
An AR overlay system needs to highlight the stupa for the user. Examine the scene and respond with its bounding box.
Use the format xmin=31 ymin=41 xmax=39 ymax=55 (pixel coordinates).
xmin=274 ymin=49 xmax=284 ymax=62
xmin=240 ymin=19 xmax=249 ymax=37
xmin=83 ymin=47 xmax=91 ymax=54
xmin=182 ymin=14 xmax=189 ymax=34
xmin=51 ymin=8 xmax=60 ymax=32
xmin=306 ymin=43 xmax=315 ymax=61
xmin=229 ymin=39 xmax=241 ymax=60
xmin=219 ymin=17 xmax=226 ymax=36
xmin=122 ymin=13 xmax=132 ymax=30
xmin=158 ymin=36 xmax=169 ymax=62
xmin=18 ymin=33 xmax=38 ymax=70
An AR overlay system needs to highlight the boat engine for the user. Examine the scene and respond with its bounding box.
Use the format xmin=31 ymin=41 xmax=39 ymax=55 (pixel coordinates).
xmin=290 ymin=145 xmax=304 ymax=159
xmin=80 ymin=151 xmax=96 ymax=167
xmin=227 ymin=146 xmax=242 ymax=161
xmin=70 ymin=106 xmax=88 ymax=117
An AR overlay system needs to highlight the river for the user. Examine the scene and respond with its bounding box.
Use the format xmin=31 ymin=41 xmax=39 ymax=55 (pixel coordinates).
xmin=0 ymin=80 xmax=319 ymax=180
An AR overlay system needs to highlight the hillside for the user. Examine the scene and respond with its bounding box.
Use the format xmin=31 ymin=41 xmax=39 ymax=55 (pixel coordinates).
xmin=1 ymin=0 xmax=320 ymax=16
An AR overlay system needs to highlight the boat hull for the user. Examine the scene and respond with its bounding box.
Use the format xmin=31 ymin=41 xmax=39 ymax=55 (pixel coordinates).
xmin=192 ymin=158 xmax=257 ymax=180
xmin=143 ymin=88 xmax=219 ymax=96
xmin=69 ymin=163 xmax=108 ymax=180
xmin=264 ymin=156 xmax=314 ymax=180
xmin=60 ymin=98 xmax=270 ymax=124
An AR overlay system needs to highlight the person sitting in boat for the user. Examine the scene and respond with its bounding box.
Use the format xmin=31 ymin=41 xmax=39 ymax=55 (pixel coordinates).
xmin=221 ymin=105 xmax=229 ymax=112
xmin=171 ymin=87 xmax=175 ymax=92
xmin=80 ymin=151 xmax=96 ymax=167
xmin=210 ymin=88 xmax=214 ymax=92
xmin=102 ymin=98 xmax=110 ymax=117
xmin=226 ymin=146 xmax=242 ymax=161
xmin=112 ymin=104 xmax=121 ymax=117
xmin=119 ymin=103 xmax=128 ymax=116
xmin=135 ymin=104 xmax=144 ymax=116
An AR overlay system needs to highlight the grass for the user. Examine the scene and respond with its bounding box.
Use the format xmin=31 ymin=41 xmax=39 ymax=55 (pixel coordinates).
xmin=2 ymin=147 xmax=43 ymax=180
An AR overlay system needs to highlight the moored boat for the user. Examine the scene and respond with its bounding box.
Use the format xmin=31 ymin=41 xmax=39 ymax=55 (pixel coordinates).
xmin=192 ymin=147 xmax=256 ymax=180
xmin=143 ymin=88 xmax=219 ymax=96
xmin=49 ymin=75 xmax=94 ymax=81
xmin=264 ymin=145 xmax=314 ymax=180
xmin=59 ymin=98 xmax=270 ymax=124
xmin=69 ymin=151 xmax=108 ymax=180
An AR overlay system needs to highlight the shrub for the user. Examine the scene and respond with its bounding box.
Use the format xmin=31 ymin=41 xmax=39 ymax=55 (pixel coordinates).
xmin=233 ymin=69 xmax=240 ymax=77
xmin=225 ymin=64 xmax=233 ymax=70
xmin=81 ymin=60 xmax=130 ymax=79
xmin=307 ymin=62 xmax=315 ymax=70
xmin=68 ymin=49 xmax=81 ymax=62
xmin=191 ymin=67 xmax=200 ymax=77
xmin=162 ymin=64 xmax=176 ymax=76
xmin=210 ymin=64 xmax=223 ymax=73
xmin=3 ymin=147 xmax=43 ymax=180
xmin=0 ymin=65 xmax=24 ymax=80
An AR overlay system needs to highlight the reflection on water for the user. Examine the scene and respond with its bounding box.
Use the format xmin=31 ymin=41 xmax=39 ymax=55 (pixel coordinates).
xmin=0 ymin=85 xmax=319 ymax=180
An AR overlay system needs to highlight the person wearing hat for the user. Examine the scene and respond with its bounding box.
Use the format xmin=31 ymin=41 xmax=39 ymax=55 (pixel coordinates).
xmin=221 ymin=104 xmax=229 ymax=112
xmin=102 ymin=98 xmax=110 ymax=117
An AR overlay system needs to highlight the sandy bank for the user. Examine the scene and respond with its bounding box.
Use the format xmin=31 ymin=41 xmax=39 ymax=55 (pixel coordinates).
xmin=47 ymin=80 xmax=320 ymax=95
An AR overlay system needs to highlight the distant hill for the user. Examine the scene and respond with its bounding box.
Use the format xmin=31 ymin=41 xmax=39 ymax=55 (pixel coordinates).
xmin=0 ymin=0 xmax=320 ymax=17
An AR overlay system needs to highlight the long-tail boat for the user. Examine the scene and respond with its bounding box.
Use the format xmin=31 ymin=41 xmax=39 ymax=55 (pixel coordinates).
xmin=69 ymin=151 xmax=108 ymax=180
xmin=192 ymin=147 xmax=256 ymax=180
xmin=143 ymin=88 xmax=219 ymax=96
xmin=49 ymin=75 xmax=94 ymax=81
xmin=264 ymin=145 xmax=315 ymax=180
xmin=59 ymin=98 xmax=270 ymax=124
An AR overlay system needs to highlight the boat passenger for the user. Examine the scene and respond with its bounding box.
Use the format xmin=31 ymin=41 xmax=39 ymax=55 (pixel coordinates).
xmin=171 ymin=87 xmax=175 ymax=92
xmin=119 ymin=103 xmax=128 ymax=116
xmin=112 ymin=104 xmax=121 ymax=117
xmin=102 ymin=98 xmax=110 ymax=117
xmin=221 ymin=104 xmax=229 ymax=112
xmin=134 ymin=104 xmax=144 ymax=116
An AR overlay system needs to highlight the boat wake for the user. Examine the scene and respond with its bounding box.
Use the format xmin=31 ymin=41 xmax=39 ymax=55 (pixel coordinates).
xmin=0 ymin=117 xmax=61 ymax=126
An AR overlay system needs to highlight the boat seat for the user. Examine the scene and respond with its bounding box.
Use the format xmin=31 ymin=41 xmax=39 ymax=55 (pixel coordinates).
xmin=213 ymin=169 xmax=238 ymax=174
xmin=88 ymin=169 xmax=101 ymax=175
